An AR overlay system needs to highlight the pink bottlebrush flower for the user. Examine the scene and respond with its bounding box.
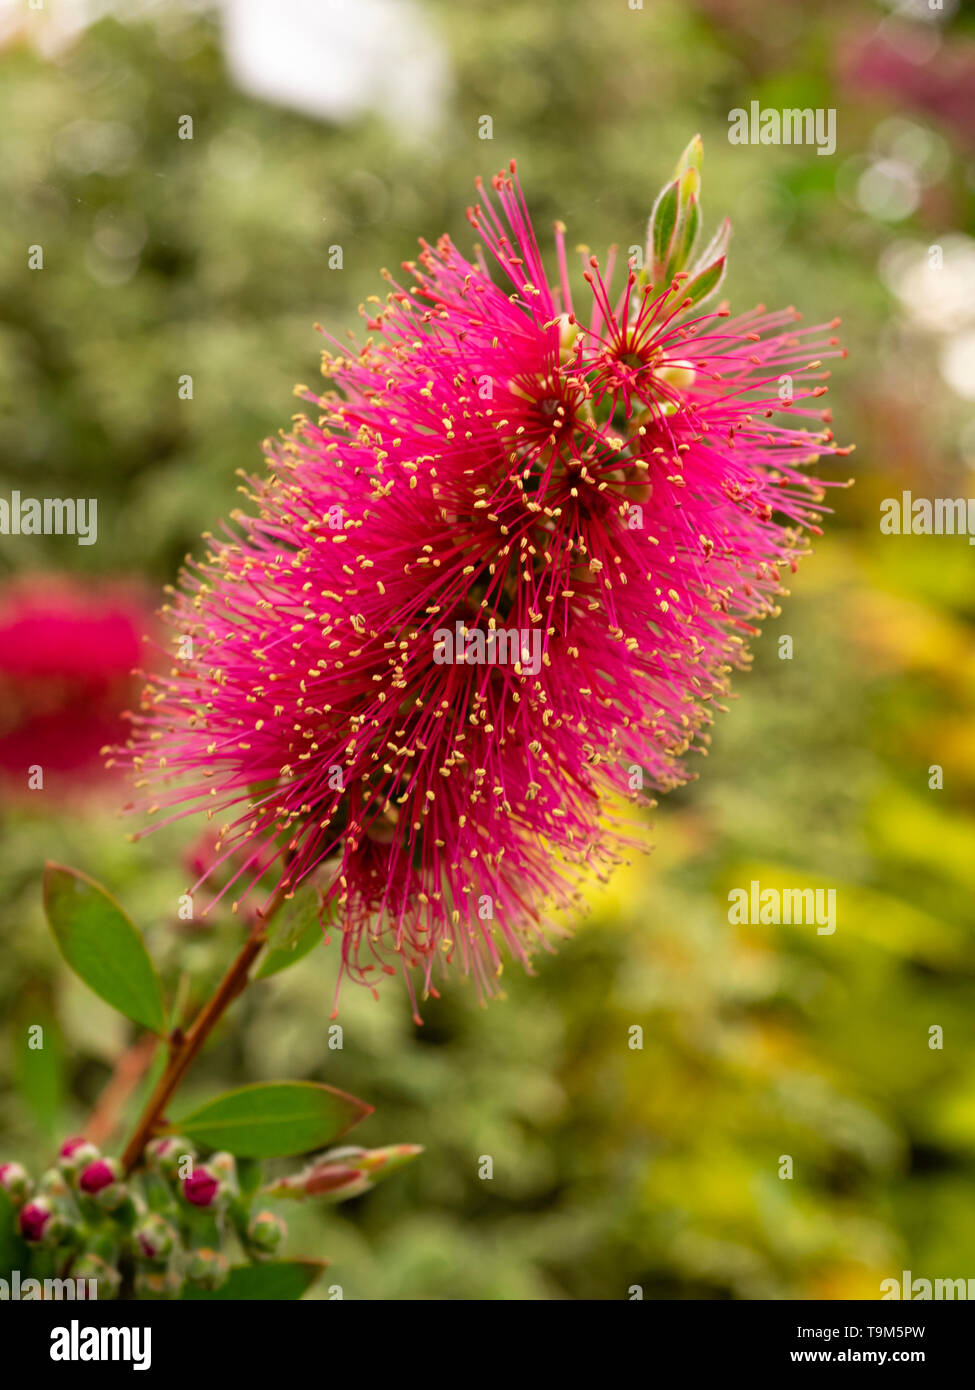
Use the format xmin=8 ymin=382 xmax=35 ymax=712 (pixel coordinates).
xmin=116 ymin=142 xmax=849 ymax=1017
xmin=841 ymin=27 xmax=975 ymax=152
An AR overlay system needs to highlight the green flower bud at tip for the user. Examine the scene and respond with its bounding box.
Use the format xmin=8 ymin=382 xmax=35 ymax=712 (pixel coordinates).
xmin=247 ymin=1208 xmax=287 ymax=1255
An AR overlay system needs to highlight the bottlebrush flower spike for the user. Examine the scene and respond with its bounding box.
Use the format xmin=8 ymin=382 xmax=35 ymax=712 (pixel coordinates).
xmin=115 ymin=141 xmax=850 ymax=1017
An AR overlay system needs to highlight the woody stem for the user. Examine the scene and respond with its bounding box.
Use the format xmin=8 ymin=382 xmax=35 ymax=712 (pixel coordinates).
xmin=120 ymin=891 xmax=286 ymax=1174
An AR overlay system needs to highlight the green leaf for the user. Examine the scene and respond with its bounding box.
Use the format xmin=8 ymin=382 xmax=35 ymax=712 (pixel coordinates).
xmin=183 ymin=1259 xmax=327 ymax=1301
xmin=236 ymin=1157 xmax=264 ymax=1201
xmin=0 ymin=1190 xmax=30 ymax=1280
xmin=677 ymin=164 xmax=700 ymax=204
xmin=673 ymin=132 xmax=703 ymax=179
xmin=170 ymin=1082 xmax=372 ymax=1158
xmin=649 ymin=178 xmax=680 ymax=281
xmin=255 ymin=887 xmax=325 ymax=979
xmin=663 ymin=256 xmax=727 ymax=319
xmin=666 ymin=192 xmax=700 ymax=283
xmin=43 ymin=864 xmax=167 ymax=1036
xmin=677 ymin=255 xmax=727 ymax=313
xmin=651 ymin=160 xmax=703 ymax=286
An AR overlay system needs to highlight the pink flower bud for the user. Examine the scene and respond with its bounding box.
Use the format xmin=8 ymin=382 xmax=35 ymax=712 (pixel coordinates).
xmin=58 ymin=1136 xmax=100 ymax=1173
xmin=79 ymin=1158 xmax=121 ymax=1195
xmin=145 ymin=1137 xmax=179 ymax=1161
xmin=146 ymin=1136 xmax=196 ymax=1179
xmin=303 ymin=1164 xmax=369 ymax=1197
xmin=19 ymin=1199 xmax=53 ymax=1243
xmin=182 ymin=1167 xmax=220 ymax=1207
xmin=134 ymin=1213 xmax=176 ymax=1263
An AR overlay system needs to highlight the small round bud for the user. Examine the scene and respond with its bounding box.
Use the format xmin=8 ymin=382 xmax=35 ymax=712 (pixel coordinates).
xmin=71 ymin=1253 xmax=122 ymax=1298
xmin=185 ymin=1247 xmax=229 ymax=1291
xmin=19 ymin=1198 xmax=54 ymax=1243
xmin=19 ymin=1197 xmax=71 ymax=1246
xmin=133 ymin=1213 xmax=176 ymax=1264
xmin=182 ymin=1166 xmax=220 ymax=1208
xmin=655 ymin=359 xmax=697 ymax=392
xmin=208 ymin=1151 xmax=237 ymax=1188
xmin=58 ymin=1136 xmax=100 ymax=1173
xmin=0 ymin=1161 xmax=33 ymax=1206
xmin=145 ymin=1136 xmax=196 ymax=1180
xmin=79 ymin=1158 xmax=126 ymax=1209
xmin=79 ymin=1158 xmax=120 ymax=1195
xmin=247 ymin=1209 xmax=286 ymax=1256
xmin=38 ymin=1166 xmax=71 ymax=1198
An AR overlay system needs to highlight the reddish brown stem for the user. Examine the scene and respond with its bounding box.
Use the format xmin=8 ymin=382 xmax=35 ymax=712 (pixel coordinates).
xmin=120 ymin=896 xmax=284 ymax=1173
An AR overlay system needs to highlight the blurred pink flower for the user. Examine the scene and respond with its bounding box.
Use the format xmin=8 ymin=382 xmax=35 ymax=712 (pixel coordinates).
xmin=0 ymin=576 xmax=151 ymax=791
xmin=841 ymin=26 xmax=975 ymax=150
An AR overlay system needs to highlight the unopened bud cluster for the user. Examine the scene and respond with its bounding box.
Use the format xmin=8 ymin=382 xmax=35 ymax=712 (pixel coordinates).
xmin=0 ymin=1135 xmax=287 ymax=1299
xmin=2 ymin=1136 xmax=422 ymax=1298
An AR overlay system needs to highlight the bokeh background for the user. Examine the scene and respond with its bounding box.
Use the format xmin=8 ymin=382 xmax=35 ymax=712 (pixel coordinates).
xmin=2 ymin=0 xmax=975 ymax=1299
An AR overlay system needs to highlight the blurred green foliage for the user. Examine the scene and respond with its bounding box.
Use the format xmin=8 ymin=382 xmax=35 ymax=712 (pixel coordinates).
xmin=1 ymin=0 xmax=974 ymax=1299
